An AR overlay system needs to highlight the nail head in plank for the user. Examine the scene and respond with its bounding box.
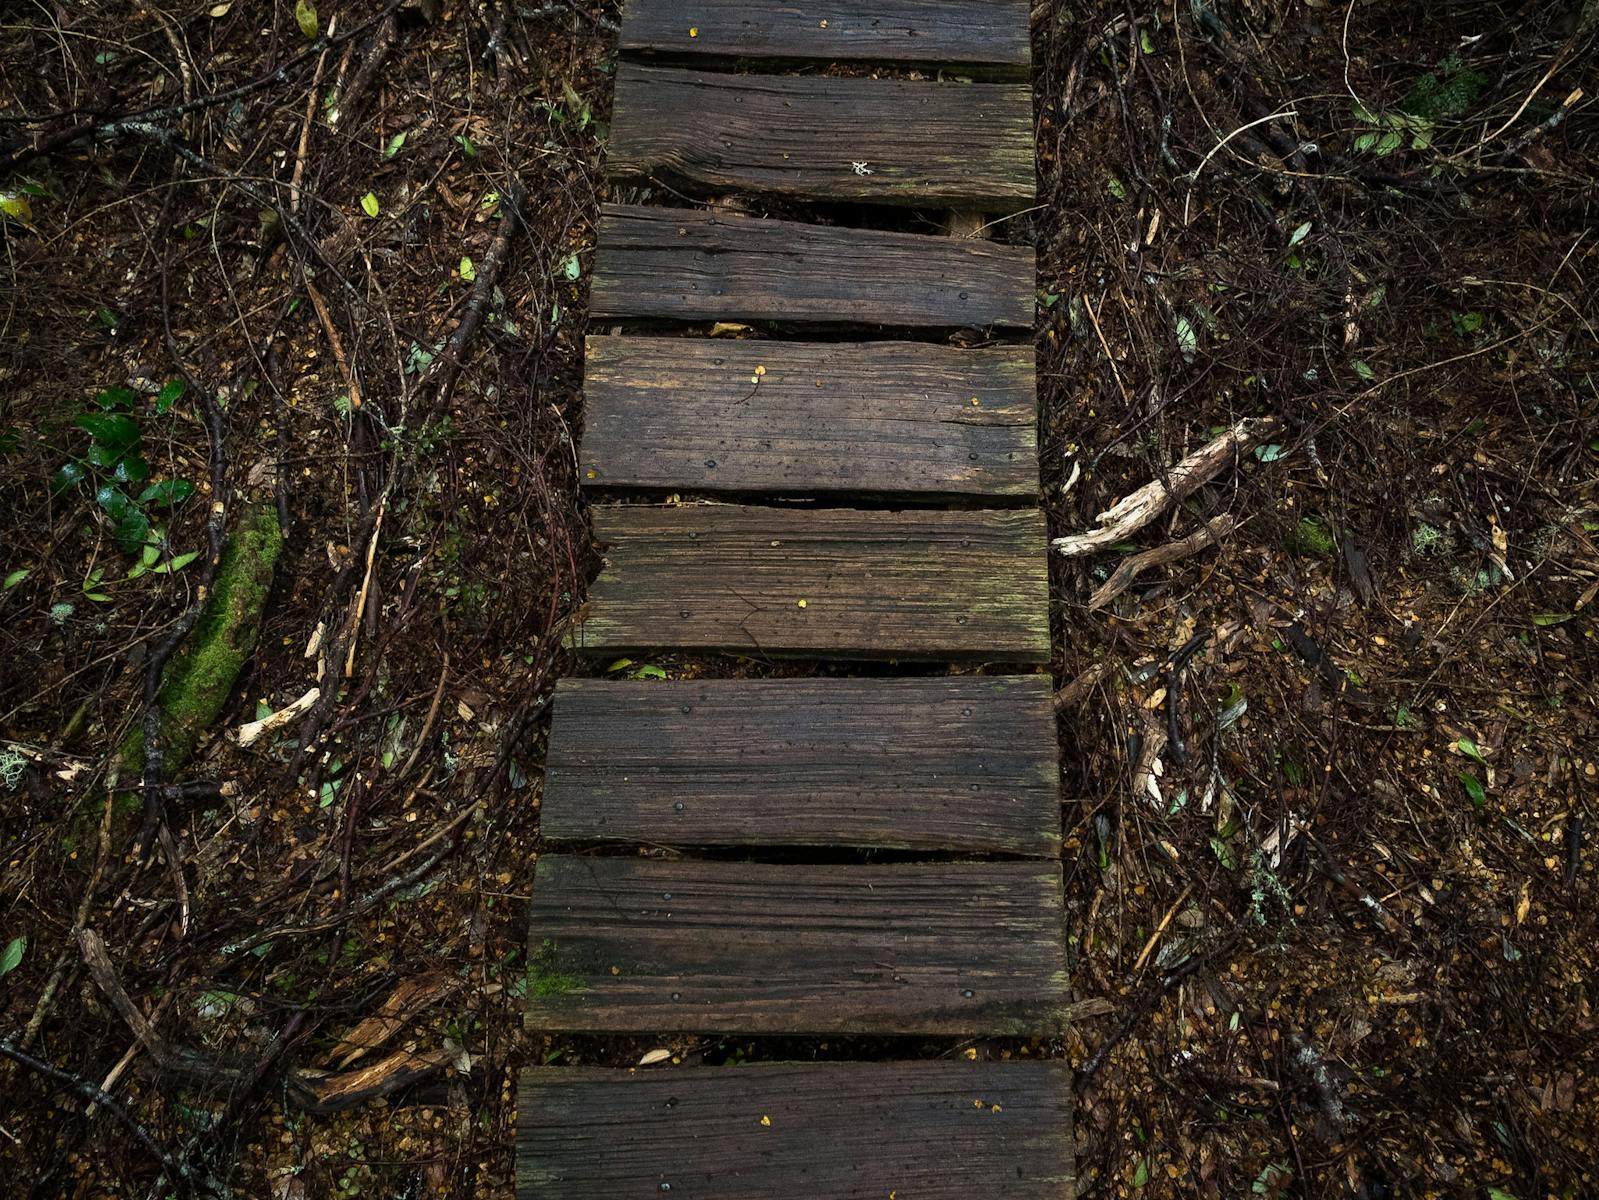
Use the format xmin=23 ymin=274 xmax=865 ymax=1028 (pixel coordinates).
xmin=582 ymin=337 xmax=1038 ymax=499
xmin=609 ymin=65 xmax=1035 ymax=210
xmin=543 ymin=675 xmax=1061 ymax=855
xmin=518 ymin=1061 xmax=1075 ymax=1199
xmin=524 ymin=856 xmax=1070 ymax=1034
xmin=573 ymin=504 xmax=1051 ymax=663
xmin=618 ymin=0 xmax=1032 ymax=74
xmin=590 ymin=204 xmax=1035 ymax=330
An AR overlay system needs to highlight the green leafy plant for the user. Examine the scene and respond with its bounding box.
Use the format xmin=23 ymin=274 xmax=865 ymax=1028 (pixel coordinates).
xmin=1351 ymin=57 xmax=1487 ymax=157
xmin=53 ymin=384 xmax=196 ymax=557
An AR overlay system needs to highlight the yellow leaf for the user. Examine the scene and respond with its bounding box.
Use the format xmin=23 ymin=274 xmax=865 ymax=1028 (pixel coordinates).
xmin=295 ymin=0 xmax=318 ymax=39
xmin=759 ymin=1115 xmax=771 ymax=1127
xmin=0 ymin=191 xmax=33 ymax=225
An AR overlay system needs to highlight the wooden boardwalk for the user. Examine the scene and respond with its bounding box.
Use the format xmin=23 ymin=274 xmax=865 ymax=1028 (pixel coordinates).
xmin=520 ymin=1 xmax=1072 ymax=1195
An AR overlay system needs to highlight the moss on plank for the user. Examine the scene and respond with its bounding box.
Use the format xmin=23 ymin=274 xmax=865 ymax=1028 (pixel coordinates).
xmin=124 ymin=503 xmax=281 ymax=776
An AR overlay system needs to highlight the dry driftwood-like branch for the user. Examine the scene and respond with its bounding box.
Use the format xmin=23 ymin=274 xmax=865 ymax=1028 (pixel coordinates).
xmin=236 ymin=686 xmax=321 ymax=748
xmin=1088 ymin=513 xmax=1238 ymax=609
xmin=1054 ymin=416 xmax=1274 ymax=557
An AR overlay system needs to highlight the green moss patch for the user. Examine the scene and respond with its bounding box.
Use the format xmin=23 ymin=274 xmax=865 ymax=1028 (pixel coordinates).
xmin=124 ymin=503 xmax=281 ymax=776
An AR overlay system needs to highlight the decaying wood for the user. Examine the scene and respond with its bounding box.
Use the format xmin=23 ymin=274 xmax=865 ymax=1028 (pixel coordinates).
xmin=1053 ymin=417 xmax=1274 ymax=556
xmin=325 ymin=973 xmax=463 ymax=1069
xmin=1087 ymin=513 xmax=1238 ymax=608
xmin=542 ymin=675 xmax=1061 ymax=854
xmin=1054 ymin=659 xmax=1116 ymax=712
xmin=590 ymin=203 xmax=1036 ymax=330
xmin=607 ymin=65 xmax=1035 ymax=209
xmin=576 ymin=504 xmax=1052 ymax=662
xmin=517 ymin=1061 xmax=1074 ymax=1200
xmin=236 ymin=685 xmax=321 ymax=747
xmin=525 ymin=856 xmax=1071 ymax=1035
xmin=295 ymin=1046 xmax=456 ymax=1113
xmin=580 ymin=336 xmax=1038 ymax=499
xmin=615 ymin=0 xmax=1033 ymax=74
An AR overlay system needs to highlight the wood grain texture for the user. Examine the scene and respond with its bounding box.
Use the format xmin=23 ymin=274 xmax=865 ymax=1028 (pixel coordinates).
xmin=582 ymin=337 xmax=1037 ymax=498
xmin=608 ymin=65 xmax=1034 ymax=209
xmin=618 ymin=0 xmax=1032 ymax=73
xmin=590 ymin=204 xmax=1035 ymax=330
xmin=524 ymin=856 xmax=1070 ymax=1034
xmin=543 ymin=675 xmax=1061 ymax=854
xmin=573 ymin=504 xmax=1051 ymax=662
xmin=518 ymin=1061 xmax=1075 ymax=1199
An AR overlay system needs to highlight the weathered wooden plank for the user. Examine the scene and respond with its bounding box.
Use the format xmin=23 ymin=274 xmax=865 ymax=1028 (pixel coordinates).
xmin=608 ymin=65 xmax=1034 ymax=210
xmin=582 ymin=337 xmax=1037 ymax=499
xmin=524 ymin=856 xmax=1070 ymax=1034
xmin=573 ymin=504 xmax=1051 ymax=662
xmin=590 ymin=204 xmax=1035 ymax=330
xmin=618 ymin=0 xmax=1032 ymax=74
xmin=518 ymin=1061 xmax=1074 ymax=1199
xmin=543 ymin=675 xmax=1060 ymax=854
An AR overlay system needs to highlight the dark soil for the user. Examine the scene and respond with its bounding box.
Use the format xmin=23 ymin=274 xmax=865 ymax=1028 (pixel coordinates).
xmin=1 ymin=2 xmax=1595 ymax=1198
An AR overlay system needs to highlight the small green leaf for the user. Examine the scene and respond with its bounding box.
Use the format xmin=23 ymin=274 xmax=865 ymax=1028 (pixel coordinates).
xmin=113 ymin=509 xmax=151 ymax=556
xmin=1458 ymin=771 xmax=1487 ymax=808
xmin=454 ymin=135 xmax=477 ymax=157
xmin=138 ymin=479 xmax=196 ymax=507
xmin=295 ymin=0 xmax=318 ymax=39
xmin=634 ymin=664 xmax=667 ymax=680
xmin=1350 ymin=359 xmax=1375 ymax=380
xmin=3 ymin=569 xmax=29 ymax=589
xmin=1209 ymin=836 xmax=1238 ymax=870
xmin=95 ymin=385 xmax=137 ymax=410
xmin=560 ymin=252 xmax=581 ymax=281
xmin=1287 ymin=220 xmax=1312 ymax=248
xmin=1532 ymin=612 xmax=1573 ymax=627
xmin=0 ymin=936 xmax=26 ymax=977
xmin=76 ymin=412 xmax=140 ymax=451
xmin=52 ymin=461 xmax=87 ymax=495
xmin=1175 ymin=314 xmax=1198 ymax=359
xmin=151 ymin=550 xmax=200 ymax=574
xmin=1106 ymin=176 xmax=1128 ymax=201
xmin=459 ymin=256 xmax=476 ymax=283
xmin=1375 ymin=129 xmax=1403 ymax=155
xmin=1139 ymin=29 xmax=1155 ymax=54
xmin=113 ymin=455 xmax=151 ymax=484
xmin=606 ymin=658 xmax=634 ymax=672
xmin=360 ymin=192 xmax=380 ymax=218
xmin=1455 ymin=737 xmax=1488 ymax=767
xmin=384 ymin=131 xmax=407 ymax=159
xmin=1353 ymin=131 xmax=1379 ymax=152
xmin=1254 ymin=443 xmax=1287 ymax=462
xmin=1132 ymin=1158 xmax=1150 ymax=1187
xmin=155 ymin=378 xmax=185 ymax=414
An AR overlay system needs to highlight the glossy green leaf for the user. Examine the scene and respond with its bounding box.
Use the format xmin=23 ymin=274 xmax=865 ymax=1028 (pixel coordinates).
xmin=95 ymin=385 xmax=137 ymax=410
xmin=360 ymin=192 xmax=380 ymax=218
xmin=139 ymin=479 xmax=196 ymax=506
xmin=76 ymin=412 xmax=139 ymax=451
xmin=155 ymin=378 xmax=185 ymax=414
xmin=1458 ymin=771 xmax=1487 ymax=808
xmin=52 ymin=461 xmax=87 ymax=494
xmin=0 ymin=936 xmax=25 ymax=977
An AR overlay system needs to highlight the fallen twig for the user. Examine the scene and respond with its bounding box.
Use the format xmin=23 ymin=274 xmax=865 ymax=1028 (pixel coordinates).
xmin=1054 ymin=417 xmax=1273 ymax=557
xmin=1088 ymin=513 xmax=1237 ymax=608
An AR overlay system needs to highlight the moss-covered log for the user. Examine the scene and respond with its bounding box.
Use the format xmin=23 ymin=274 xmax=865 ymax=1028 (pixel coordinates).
xmin=124 ymin=504 xmax=282 ymax=775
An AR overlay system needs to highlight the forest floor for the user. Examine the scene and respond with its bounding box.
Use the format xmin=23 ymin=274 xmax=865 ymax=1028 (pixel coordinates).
xmin=1 ymin=2 xmax=1596 ymax=1199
